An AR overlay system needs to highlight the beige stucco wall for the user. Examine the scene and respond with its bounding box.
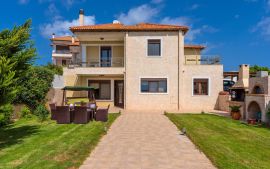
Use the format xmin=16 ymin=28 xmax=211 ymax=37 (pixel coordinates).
xmin=112 ymin=46 xmax=124 ymax=67
xmin=125 ymin=31 xmax=183 ymax=111
xmin=249 ymin=76 xmax=270 ymax=95
xmin=87 ymin=46 xmax=99 ymax=63
xmin=184 ymin=48 xmax=201 ymax=55
xmin=180 ymin=65 xmax=223 ymax=112
xmin=184 ymin=48 xmax=201 ymax=65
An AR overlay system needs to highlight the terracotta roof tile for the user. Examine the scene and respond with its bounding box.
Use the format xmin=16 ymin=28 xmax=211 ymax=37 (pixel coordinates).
xmin=50 ymin=36 xmax=79 ymax=42
xmin=184 ymin=44 xmax=206 ymax=50
xmin=70 ymin=23 xmax=189 ymax=33
xmin=51 ymin=36 xmax=80 ymax=46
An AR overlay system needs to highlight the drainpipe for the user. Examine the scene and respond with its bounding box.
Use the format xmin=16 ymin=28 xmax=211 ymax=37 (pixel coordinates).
xmin=177 ymin=31 xmax=180 ymax=110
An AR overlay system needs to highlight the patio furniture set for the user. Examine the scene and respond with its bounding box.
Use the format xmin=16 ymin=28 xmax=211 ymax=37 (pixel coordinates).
xmin=49 ymin=102 xmax=110 ymax=124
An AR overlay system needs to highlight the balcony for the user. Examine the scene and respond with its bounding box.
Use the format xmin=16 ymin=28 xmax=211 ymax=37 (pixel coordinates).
xmin=52 ymin=50 xmax=72 ymax=58
xmin=185 ymin=55 xmax=221 ymax=65
xmin=65 ymin=57 xmax=124 ymax=75
xmin=68 ymin=57 xmax=124 ymax=68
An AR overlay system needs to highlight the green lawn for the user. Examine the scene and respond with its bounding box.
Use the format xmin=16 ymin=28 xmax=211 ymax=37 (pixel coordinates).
xmin=0 ymin=114 xmax=119 ymax=169
xmin=166 ymin=113 xmax=270 ymax=169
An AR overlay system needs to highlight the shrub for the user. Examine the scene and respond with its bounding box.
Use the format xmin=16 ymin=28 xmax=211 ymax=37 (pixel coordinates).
xmin=230 ymin=105 xmax=241 ymax=112
xmin=0 ymin=104 xmax=13 ymax=126
xmin=20 ymin=106 xmax=32 ymax=118
xmin=44 ymin=63 xmax=63 ymax=75
xmin=14 ymin=66 xmax=54 ymax=109
xmin=34 ymin=104 xmax=49 ymax=122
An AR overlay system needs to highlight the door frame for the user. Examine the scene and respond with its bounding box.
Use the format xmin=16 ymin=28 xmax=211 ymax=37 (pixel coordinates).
xmin=100 ymin=46 xmax=112 ymax=67
xmin=114 ymin=80 xmax=124 ymax=108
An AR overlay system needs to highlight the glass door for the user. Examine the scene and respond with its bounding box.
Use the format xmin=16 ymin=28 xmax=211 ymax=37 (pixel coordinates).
xmin=100 ymin=46 xmax=112 ymax=67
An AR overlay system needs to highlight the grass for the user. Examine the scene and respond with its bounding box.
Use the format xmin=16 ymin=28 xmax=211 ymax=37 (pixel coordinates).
xmin=166 ymin=113 xmax=270 ymax=169
xmin=0 ymin=114 xmax=119 ymax=169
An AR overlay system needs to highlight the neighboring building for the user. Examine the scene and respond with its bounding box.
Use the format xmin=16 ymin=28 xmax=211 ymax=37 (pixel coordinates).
xmin=51 ymin=35 xmax=81 ymax=66
xmin=52 ymin=9 xmax=223 ymax=112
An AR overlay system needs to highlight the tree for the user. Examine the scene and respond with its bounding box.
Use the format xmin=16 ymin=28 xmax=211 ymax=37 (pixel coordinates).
xmin=0 ymin=19 xmax=36 ymax=79
xmin=0 ymin=57 xmax=17 ymax=106
xmin=250 ymin=65 xmax=270 ymax=74
xmin=15 ymin=66 xmax=54 ymax=109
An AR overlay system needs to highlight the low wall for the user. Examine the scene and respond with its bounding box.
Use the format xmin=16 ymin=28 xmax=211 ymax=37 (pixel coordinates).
xmin=217 ymin=94 xmax=230 ymax=112
xmin=46 ymin=88 xmax=64 ymax=106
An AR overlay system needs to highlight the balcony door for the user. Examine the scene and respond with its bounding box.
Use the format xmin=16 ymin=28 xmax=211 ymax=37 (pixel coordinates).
xmin=100 ymin=46 xmax=112 ymax=67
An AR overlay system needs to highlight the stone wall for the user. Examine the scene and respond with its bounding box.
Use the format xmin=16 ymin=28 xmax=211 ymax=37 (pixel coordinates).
xmin=217 ymin=94 xmax=230 ymax=112
xmin=46 ymin=88 xmax=64 ymax=106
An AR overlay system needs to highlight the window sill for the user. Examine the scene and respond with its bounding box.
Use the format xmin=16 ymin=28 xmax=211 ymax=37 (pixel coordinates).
xmin=139 ymin=92 xmax=168 ymax=95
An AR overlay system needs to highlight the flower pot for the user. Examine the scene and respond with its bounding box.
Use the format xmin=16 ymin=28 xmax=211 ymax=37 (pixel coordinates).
xmin=232 ymin=111 xmax=241 ymax=120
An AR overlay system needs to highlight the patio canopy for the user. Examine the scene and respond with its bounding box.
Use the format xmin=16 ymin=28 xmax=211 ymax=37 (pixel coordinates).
xmin=62 ymin=86 xmax=96 ymax=105
xmin=62 ymin=86 xmax=96 ymax=91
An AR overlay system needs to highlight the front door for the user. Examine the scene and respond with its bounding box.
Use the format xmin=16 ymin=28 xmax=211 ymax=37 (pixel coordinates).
xmin=100 ymin=46 xmax=111 ymax=67
xmin=114 ymin=80 xmax=124 ymax=108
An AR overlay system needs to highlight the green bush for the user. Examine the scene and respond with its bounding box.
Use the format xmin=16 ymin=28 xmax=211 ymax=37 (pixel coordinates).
xmin=14 ymin=66 xmax=54 ymax=109
xmin=20 ymin=106 xmax=32 ymax=118
xmin=0 ymin=104 xmax=13 ymax=126
xmin=44 ymin=63 xmax=63 ymax=75
xmin=34 ymin=105 xmax=49 ymax=122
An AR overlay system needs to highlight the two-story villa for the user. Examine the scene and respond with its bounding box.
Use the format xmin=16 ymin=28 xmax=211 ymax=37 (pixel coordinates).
xmin=53 ymin=10 xmax=223 ymax=112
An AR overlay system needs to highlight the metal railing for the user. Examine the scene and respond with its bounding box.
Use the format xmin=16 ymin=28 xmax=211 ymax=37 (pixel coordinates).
xmin=53 ymin=50 xmax=71 ymax=54
xmin=185 ymin=55 xmax=221 ymax=65
xmin=68 ymin=57 xmax=124 ymax=68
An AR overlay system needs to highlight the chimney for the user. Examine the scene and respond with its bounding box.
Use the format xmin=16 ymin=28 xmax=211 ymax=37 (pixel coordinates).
xmin=52 ymin=33 xmax=55 ymax=39
xmin=79 ymin=9 xmax=84 ymax=26
xmin=71 ymin=35 xmax=75 ymax=44
xmin=239 ymin=64 xmax=249 ymax=80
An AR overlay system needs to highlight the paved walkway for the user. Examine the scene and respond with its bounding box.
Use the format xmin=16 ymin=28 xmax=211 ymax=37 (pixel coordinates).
xmin=80 ymin=112 xmax=215 ymax=169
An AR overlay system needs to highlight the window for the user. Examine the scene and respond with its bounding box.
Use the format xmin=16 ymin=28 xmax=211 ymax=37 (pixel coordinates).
xmin=141 ymin=78 xmax=167 ymax=93
xmin=88 ymin=80 xmax=111 ymax=100
xmin=147 ymin=39 xmax=161 ymax=56
xmin=193 ymin=79 xmax=209 ymax=95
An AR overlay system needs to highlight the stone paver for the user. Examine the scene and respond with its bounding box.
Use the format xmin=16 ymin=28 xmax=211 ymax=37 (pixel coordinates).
xmin=80 ymin=112 xmax=215 ymax=169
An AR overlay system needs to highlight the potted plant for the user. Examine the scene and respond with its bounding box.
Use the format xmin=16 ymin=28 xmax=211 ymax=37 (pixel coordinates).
xmin=230 ymin=105 xmax=241 ymax=120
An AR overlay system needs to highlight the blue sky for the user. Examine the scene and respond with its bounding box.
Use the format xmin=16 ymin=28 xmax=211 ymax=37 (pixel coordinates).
xmin=0 ymin=0 xmax=270 ymax=71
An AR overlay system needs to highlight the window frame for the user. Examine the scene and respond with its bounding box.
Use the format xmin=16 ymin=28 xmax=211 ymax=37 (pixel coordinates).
xmin=146 ymin=38 xmax=162 ymax=57
xmin=139 ymin=77 xmax=168 ymax=94
xmin=192 ymin=77 xmax=211 ymax=96
xmin=88 ymin=80 xmax=111 ymax=100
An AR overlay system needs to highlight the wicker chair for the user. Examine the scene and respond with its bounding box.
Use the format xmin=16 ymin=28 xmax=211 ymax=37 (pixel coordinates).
xmin=95 ymin=104 xmax=110 ymax=122
xmin=55 ymin=106 xmax=71 ymax=124
xmin=49 ymin=103 xmax=57 ymax=120
xmin=73 ymin=106 xmax=89 ymax=124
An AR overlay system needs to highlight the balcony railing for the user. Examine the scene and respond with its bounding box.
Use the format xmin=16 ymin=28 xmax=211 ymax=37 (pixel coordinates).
xmin=53 ymin=50 xmax=71 ymax=54
xmin=67 ymin=57 xmax=124 ymax=68
xmin=185 ymin=55 xmax=221 ymax=65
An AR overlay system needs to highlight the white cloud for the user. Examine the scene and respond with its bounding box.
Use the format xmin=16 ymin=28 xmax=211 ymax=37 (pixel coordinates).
xmin=161 ymin=17 xmax=217 ymax=42
xmin=252 ymin=17 xmax=270 ymax=38
xmin=39 ymin=15 xmax=95 ymax=38
xmin=160 ymin=16 xmax=191 ymax=26
xmin=117 ymin=4 xmax=159 ymax=25
xmin=46 ymin=3 xmax=62 ymax=21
